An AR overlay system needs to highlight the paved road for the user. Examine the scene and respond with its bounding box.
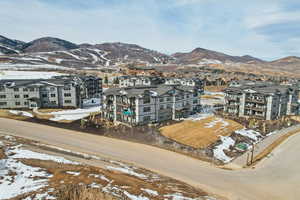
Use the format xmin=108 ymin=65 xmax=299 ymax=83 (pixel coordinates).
xmin=232 ymin=124 xmax=300 ymax=167
xmin=1 ymin=118 xmax=299 ymax=200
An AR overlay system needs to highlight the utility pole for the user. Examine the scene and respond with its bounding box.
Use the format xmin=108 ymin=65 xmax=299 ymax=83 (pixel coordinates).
xmin=250 ymin=144 xmax=255 ymax=165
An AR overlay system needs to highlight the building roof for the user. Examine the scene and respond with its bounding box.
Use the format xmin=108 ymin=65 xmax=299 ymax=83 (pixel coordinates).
xmin=104 ymin=85 xmax=195 ymax=98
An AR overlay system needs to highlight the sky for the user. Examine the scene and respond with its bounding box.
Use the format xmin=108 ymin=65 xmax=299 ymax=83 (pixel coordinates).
xmin=0 ymin=0 xmax=300 ymax=60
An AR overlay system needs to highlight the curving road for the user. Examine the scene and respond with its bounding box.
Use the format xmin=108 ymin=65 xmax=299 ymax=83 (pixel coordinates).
xmin=0 ymin=118 xmax=299 ymax=200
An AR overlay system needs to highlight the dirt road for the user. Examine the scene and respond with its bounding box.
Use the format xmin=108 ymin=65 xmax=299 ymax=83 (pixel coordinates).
xmin=0 ymin=118 xmax=299 ymax=200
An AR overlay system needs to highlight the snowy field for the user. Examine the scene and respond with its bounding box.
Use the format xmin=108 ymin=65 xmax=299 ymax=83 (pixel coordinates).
xmin=0 ymin=135 xmax=215 ymax=200
xmin=0 ymin=70 xmax=65 ymax=80
xmin=9 ymin=110 xmax=33 ymax=118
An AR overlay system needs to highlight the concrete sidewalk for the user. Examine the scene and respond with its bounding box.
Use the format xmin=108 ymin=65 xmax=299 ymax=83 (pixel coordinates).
xmin=230 ymin=124 xmax=300 ymax=168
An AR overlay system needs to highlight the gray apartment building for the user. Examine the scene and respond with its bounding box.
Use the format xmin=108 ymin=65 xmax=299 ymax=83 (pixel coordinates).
xmin=0 ymin=76 xmax=102 ymax=109
xmin=224 ymin=81 xmax=299 ymax=120
xmin=103 ymin=85 xmax=201 ymax=126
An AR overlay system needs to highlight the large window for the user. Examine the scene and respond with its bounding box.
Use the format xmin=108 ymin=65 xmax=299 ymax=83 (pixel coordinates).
xmin=30 ymin=88 xmax=35 ymax=92
xmin=0 ymin=102 xmax=7 ymax=106
xmin=14 ymin=88 xmax=19 ymax=92
xmin=143 ymin=106 xmax=151 ymax=112
xmin=14 ymin=95 xmax=20 ymax=98
xmin=64 ymin=100 xmax=72 ymax=103
xmin=23 ymin=94 xmax=29 ymax=98
xmin=15 ymin=102 xmax=21 ymax=106
xmin=143 ymin=97 xmax=150 ymax=104
xmin=0 ymin=95 xmax=6 ymax=99
xmin=23 ymin=88 xmax=28 ymax=92
xmin=159 ymin=98 xmax=164 ymax=103
xmin=0 ymin=87 xmax=5 ymax=92
xmin=64 ymin=93 xmax=72 ymax=97
xmin=143 ymin=116 xmax=151 ymax=121
xmin=51 ymin=94 xmax=56 ymax=97
xmin=42 ymin=94 xmax=48 ymax=98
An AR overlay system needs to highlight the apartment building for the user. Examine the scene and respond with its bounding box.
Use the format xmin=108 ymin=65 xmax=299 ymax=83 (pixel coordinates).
xmin=164 ymin=77 xmax=204 ymax=93
xmin=224 ymin=81 xmax=299 ymax=120
xmin=103 ymin=85 xmax=201 ymax=126
xmin=118 ymin=76 xmax=164 ymax=87
xmin=0 ymin=76 xmax=102 ymax=109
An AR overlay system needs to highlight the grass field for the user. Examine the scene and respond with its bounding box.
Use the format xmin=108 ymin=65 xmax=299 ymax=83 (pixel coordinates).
xmin=160 ymin=116 xmax=243 ymax=149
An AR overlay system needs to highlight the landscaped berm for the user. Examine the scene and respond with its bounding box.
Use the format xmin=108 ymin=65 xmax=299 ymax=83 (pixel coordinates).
xmin=160 ymin=116 xmax=243 ymax=149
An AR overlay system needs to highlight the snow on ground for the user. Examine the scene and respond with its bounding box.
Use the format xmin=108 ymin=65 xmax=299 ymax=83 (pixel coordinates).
xmin=0 ymin=158 xmax=51 ymax=199
xmin=106 ymin=165 xmax=148 ymax=179
xmin=48 ymin=106 xmax=101 ymax=121
xmin=213 ymin=136 xmax=235 ymax=163
xmin=0 ymin=63 xmax=70 ymax=70
xmin=124 ymin=191 xmax=149 ymax=200
xmin=184 ymin=113 xmax=213 ymax=121
xmin=66 ymin=171 xmax=80 ymax=176
xmin=235 ymin=129 xmax=262 ymax=142
xmin=141 ymin=188 xmax=158 ymax=196
xmin=9 ymin=145 xmax=79 ymax=165
xmin=0 ymin=70 xmax=64 ymax=80
xmin=205 ymin=118 xmax=229 ymax=128
xmin=9 ymin=110 xmax=33 ymax=118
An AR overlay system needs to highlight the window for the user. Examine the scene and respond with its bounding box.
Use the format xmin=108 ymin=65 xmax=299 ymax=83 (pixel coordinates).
xmin=0 ymin=102 xmax=7 ymax=106
xmin=143 ymin=116 xmax=151 ymax=121
xmin=23 ymin=94 xmax=29 ymax=98
xmin=186 ymin=94 xmax=190 ymax=99
xmin=143 ymin=97 xmax=150 ymax=104
xmin=42 ymin=94 xmax=48 ymax=98
xmin=159 ymin=98 xmax=164 ymax=102
xmin=15 ymin=102 xmax=21 ymax=106
xmin=50 ymin=87 xmax=56 ymax=91
xmin=0 ymin=95 xmax=6 ymax=99
xmin=64 ymin=93 xmax=71 ymax=97
xmin=166 ymin=97 xmax=172 ymax=101
xmin=51 ymin=94 xmax=56 ymax=97
xmin=64 ymin=100 xmax=72 ymax=104
xmin=193 ymin=93 xmax=198 ymax=97
xmin=193 ymin=99 xmax=198 ymax=104
xmin=14 ymin=95 xmax=20 ymax=98
xmin=30 ymin=88 xmax=35 ymax=92
xmin=14 ymin=88 xmax=19 ymax=92
xmin=64 ymin=87 xmax=71 ymax=91
xmin=23 ymin=88 xmax=28 ymax=92
xmin=167 ymin=104 xmax=172 ymax=109
xmin=24 ymin=102 xmax=28 ymax=105
xmin=143 ymin=106 xmax=151 ymax=112
xmin=160 ymin=105 xmax=164 ymax=110
xmin=0 ymin=87 xmax=5 ymax=92
xmin=50 ymin=101 xmax=57 ymax=104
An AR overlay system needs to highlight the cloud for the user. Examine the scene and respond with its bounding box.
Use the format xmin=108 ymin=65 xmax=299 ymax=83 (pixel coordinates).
xmin=0 ymin=0 xmax=299 ymax=60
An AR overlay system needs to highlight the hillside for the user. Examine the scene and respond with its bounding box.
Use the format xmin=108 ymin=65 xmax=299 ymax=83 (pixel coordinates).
xmin=172 ymin=48 xmax=265 ymax=65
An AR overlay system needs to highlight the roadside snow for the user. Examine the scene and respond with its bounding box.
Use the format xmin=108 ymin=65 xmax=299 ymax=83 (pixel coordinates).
xmin=9 ymin=146 xmax=79 ymax=165
xmin=124 ymin=191 xmax=149 ymax=200
xmin=49 ymin=106 xmax=101 ymax=121
xmin=213 ymin=136 xmax=235 ymax=163
xmin=9 ymin=110 xmax=33 ymax=118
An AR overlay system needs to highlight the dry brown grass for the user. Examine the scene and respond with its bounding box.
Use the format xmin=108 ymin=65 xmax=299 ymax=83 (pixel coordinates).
xmin=37 ymin=109 xmax=64 ymax=113
xmin=56 ymin=185 xmax=117 ymax=200
xmin=0 ymin=147 xmax=6 ymax=159
xmin=160 ymin=116 xmax=243 ymax=149
xmin=204 ymin=86 xmax=227 ymax=92
xmin=202 ymin=94 xmax=223 ymax=100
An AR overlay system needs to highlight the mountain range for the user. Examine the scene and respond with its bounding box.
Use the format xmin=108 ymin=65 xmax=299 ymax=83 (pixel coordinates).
xmin=0 ymin=35 xmax=299 ymax=74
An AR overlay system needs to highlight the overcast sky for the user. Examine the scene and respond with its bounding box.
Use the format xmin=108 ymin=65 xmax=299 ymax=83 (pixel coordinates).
xmin=1 ymin=0 xmax=299 ymax=60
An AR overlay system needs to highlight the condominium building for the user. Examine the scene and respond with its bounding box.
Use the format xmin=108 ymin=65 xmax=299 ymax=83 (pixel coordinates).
xmin=118 ymin=76 xmax=164 ymax=88
xmin=224 ymin=81 xmax=299 ymax=120
xmin=103 ymin=85 xmax=201 ymax=126
xmin=0 ymin=76 xmax=102 ymax=109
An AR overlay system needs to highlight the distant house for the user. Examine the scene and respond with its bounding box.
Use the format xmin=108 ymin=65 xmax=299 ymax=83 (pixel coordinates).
xmin=0 ymin=76 xmax=102 ymax=109
xmin=224 ymin=81 xmax=300 ymax=120
xmin=118 ymin=75 xmax=164 ymax=88
xmin=103 ymin=85 xmax=201 ymax=126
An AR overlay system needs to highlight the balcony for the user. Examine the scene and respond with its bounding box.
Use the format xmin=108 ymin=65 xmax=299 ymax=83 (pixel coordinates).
xmin=245 ymin=97 xmax=265 ymax=104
